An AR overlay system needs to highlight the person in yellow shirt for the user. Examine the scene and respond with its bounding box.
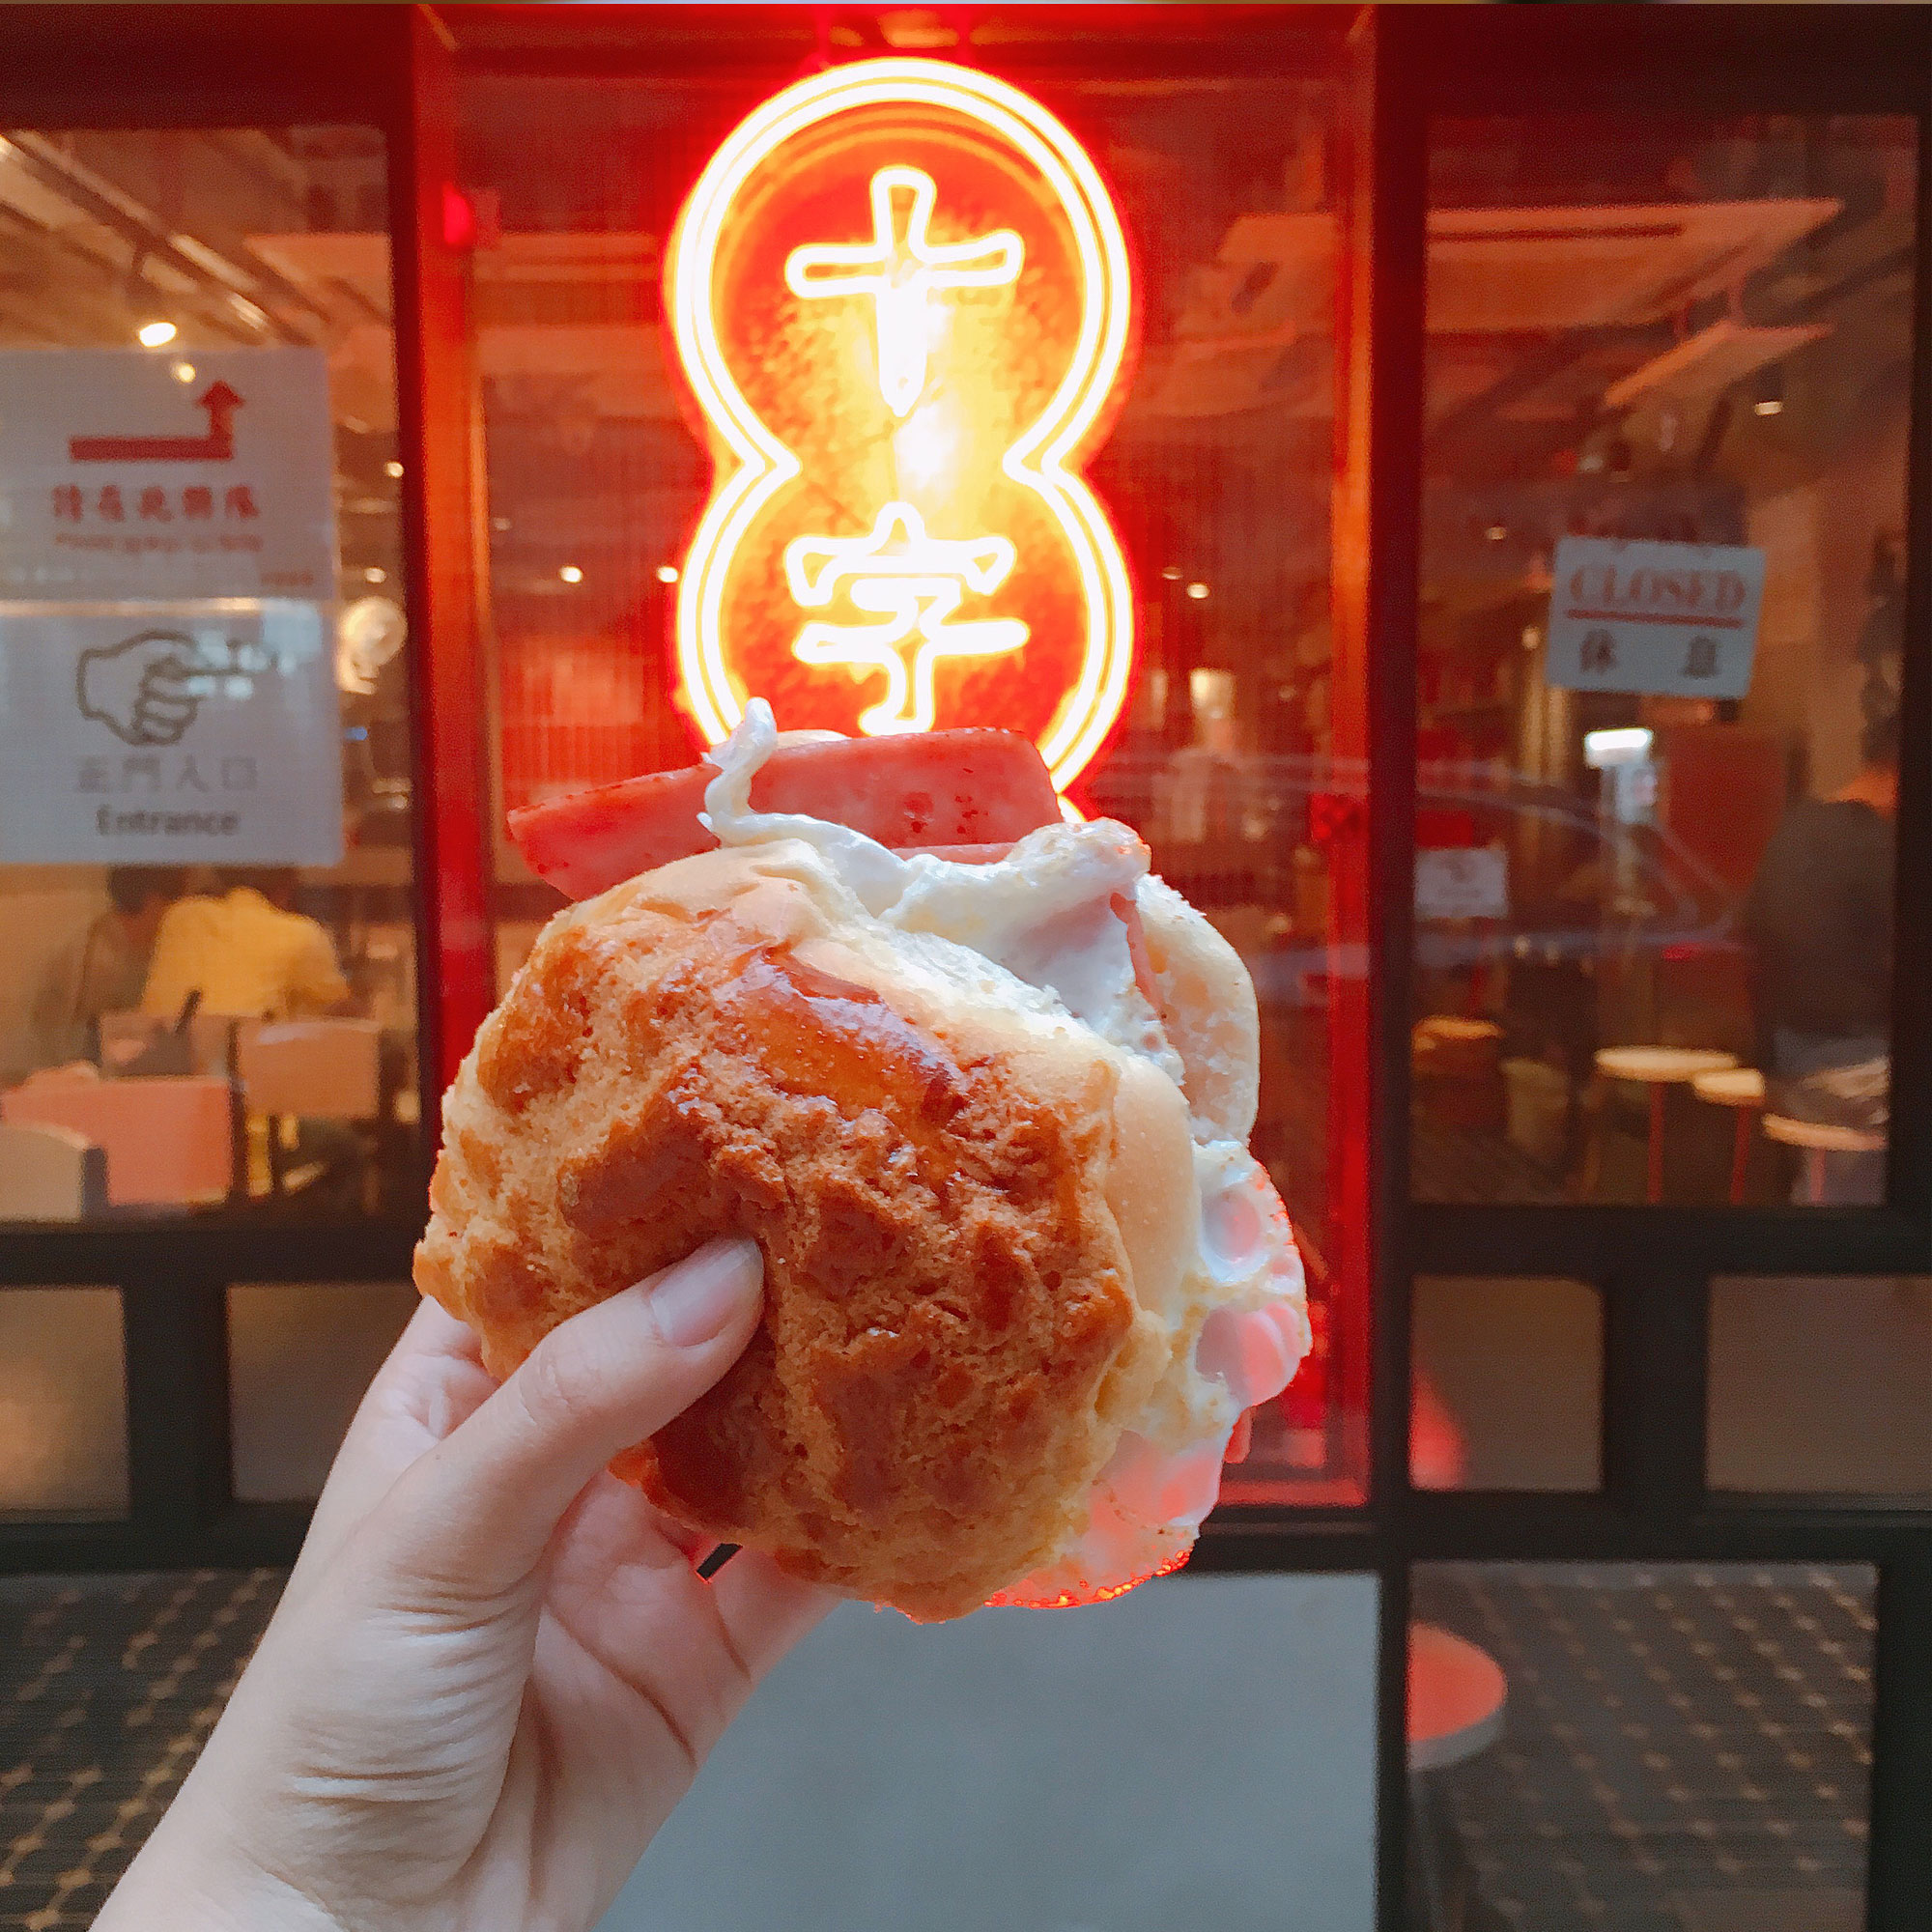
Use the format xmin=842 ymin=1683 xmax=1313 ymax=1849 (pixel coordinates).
xmin=141 ymin=867 xmax=353 ymax=1022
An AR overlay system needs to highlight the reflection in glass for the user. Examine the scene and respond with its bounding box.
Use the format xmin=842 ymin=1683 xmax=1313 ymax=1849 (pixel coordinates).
xmin=1411 ymin=1562 xmax=1873 ymax=1930
xmin=1412 ymin=116 xmax=1915 ymax=1207
xmin=0 ymin=126 xmax=420 ymax=1223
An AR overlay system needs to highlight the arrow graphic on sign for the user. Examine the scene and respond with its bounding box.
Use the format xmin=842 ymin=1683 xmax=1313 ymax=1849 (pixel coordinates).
xmin=69 ymin=381 xmax=242 ymax=463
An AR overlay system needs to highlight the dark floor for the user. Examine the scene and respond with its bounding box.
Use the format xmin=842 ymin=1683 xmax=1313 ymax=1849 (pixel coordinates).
xmin=0 ymin=1562 xmax=1880 ymax=1930
xmin=1411 ymin=1563 xmax=1875 ymax=1932
xmin=0 ymin=1569 xmax=283 ymax=1930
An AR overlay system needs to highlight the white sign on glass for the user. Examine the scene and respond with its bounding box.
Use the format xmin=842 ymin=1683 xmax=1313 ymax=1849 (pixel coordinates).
xmin=1415 ymin=846 xmax=1509 ymax=922
xmin=0 ymin=602 xmax=344 ymax=865
xmin=1545 ymin=536 xmax=1763 ymax=699
xmin=0 ymin=347 xmax=336 ymax=602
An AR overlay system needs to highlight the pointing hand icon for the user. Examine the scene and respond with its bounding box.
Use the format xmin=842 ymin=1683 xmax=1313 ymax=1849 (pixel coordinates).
xmin=77 ymin=631 xmax=202 ymax=747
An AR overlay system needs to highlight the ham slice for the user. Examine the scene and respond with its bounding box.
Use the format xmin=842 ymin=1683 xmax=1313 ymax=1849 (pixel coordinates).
xmin=508 ymin=730 xmax=1061 ymax=902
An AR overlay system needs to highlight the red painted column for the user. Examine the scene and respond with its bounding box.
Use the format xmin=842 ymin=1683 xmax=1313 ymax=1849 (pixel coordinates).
xmin=393 ymin=7 xmax=494 ymax=1141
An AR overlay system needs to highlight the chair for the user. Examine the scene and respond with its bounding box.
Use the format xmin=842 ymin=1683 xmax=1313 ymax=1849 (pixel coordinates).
xmin=98 ymin=1008 xmax=242 ymax=1078
xmin=1763 ymin=1113 xmax=1887 ymax=1207
xmin=1692 ymin=1066 xmax=1766 ymax=1205
xmin=0 ymin=1122 xmax=107 ymax=1221
xmin=235 ymin=1018 xmax=384 ymax=1121
xmin=1590 ymin=1047 xmax=1739 ymax=1204
xmin=2 ymin=1070 xmax=234 ymax=1208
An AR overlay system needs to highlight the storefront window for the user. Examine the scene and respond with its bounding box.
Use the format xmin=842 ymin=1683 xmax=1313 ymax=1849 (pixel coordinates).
xmin=1412 ymin=115 xmax=1915 ymax=1208
xmin=0 ymin=126 xmax=421 ymax=1226
xmin=462 ymin=52 xmax=1363 ymax=1499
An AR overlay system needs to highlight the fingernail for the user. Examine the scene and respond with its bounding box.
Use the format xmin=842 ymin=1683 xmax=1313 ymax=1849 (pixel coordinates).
xmin=647 ymin=1237 xmax=763 ymax=1349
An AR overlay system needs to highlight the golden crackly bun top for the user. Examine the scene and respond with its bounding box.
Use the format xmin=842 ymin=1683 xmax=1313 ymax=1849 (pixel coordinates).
xmin=416 ymin=706 xmax=1307 ymax=1621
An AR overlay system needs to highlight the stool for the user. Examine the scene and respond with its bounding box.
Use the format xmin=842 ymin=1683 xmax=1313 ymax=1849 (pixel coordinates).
xmin=1763 ymin=1113 xmax=1887 ymax=1207
xmin=1593 ymin=1047 xmax=1739 ymax=1204
xmin=1691 ymin=1066 xmax=1765 ymax=1205
xmin=1408 ymin=1623 xmax=1507 ymax=1929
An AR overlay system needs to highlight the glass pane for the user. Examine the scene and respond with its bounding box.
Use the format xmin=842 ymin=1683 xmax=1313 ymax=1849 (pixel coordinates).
xmin=462 ymin=51 xmax=1363 ymax=1501
xmin=1411 ymin=1562 xmax=1873 ymax=1930
xmin=227 ymin=1281 xmax=415 ymax=1501
xmin=1413 ymin=114 xmax=1915 ymax=1207
xmin=1710 ymin=1276 xmax=1932 ymax=1496
xmin=0 ymin=1287 xmax=126 ymax=1516
xmin=0 ymin=127 xmax=421 ymax=1225
xmin=1413 ymin=1276 xmax=1601 ymax=1491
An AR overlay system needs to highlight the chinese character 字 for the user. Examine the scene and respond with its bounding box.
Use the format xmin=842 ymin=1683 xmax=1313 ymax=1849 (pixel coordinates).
xmin=74 ymin=757 xmax=112 ymax=794
xmin=138 ymin=487 xmax=173 ymax=523
xmin=97 ymin=485 xmax=126 ymax=523
xmin=783 ymin=502 xmax=1029 ymax=735
xmin=223 ymin=485 xmax=259 ymax=521
xmin=183 ymin=486 xmax=213 ymax=521
xmin=51 ymin=485 xmax=83 ymax=523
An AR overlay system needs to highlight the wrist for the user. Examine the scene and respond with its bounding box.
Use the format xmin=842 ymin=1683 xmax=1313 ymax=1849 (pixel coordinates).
xmin=97 ymin=1812 xmax=348 ymax=1932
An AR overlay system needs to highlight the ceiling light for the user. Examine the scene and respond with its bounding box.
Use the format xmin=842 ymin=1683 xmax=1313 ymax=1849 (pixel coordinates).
xmin=135 ymin=319 xmax=176 ymax=348
xmin=363 ymin=566 xmax=386 ymax=584
xmin=559 ymin=565 xmax=583 ymax=584
xmin=1485 ymin=524 xmax=1508 ymax=542
xmin=1753 ymin=398 xmax=1783 ymax=416
xmin=384 ymin=459 xmax=405 ymax=479
xmin=170 ymin=359 xmax=196 ymax=384
xmin=1185 ymin=581 xmax=1209 ymax=601
xmin=1583 ymin=726 xmax=1654 ymax=770
xmin=656 ymin=564 xmax=680 ymax=584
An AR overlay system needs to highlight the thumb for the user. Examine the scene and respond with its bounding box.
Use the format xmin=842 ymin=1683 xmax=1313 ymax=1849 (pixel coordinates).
xmin=368 ymin=1236 xmax=763 ymax=1595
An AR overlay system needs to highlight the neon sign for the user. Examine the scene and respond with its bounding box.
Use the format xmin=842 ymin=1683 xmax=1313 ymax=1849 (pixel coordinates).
xmin=667 ymin=57 xmax=1135 ymax=791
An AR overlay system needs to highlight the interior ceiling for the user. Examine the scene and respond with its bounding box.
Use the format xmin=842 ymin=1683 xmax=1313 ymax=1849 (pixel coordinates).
xmin=0 ymin=119 xmax=1908 ymax=482
xmin=243 ymin=192 xmax=1869 ymax=440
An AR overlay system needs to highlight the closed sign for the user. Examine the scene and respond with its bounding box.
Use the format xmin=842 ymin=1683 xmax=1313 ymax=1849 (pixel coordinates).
xmin=1415 ymin=846 xmax=1509 ymax=922
xmin=1546 ymin=536 xmax=1763 ymax=699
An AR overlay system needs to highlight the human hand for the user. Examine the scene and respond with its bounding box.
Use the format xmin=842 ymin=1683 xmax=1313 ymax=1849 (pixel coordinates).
xmin=77 ymin=629 xmax=202 ymax=747
xmin=96 ymin=1237 xmax=833 ymax=1932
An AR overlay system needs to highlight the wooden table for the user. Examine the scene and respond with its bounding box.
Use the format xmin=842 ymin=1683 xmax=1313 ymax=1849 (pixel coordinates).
xmin=1594 ymin=1047 xmax=1740 ymax=1204
xmin=1692 ymin=1066 xmax=1766 ymax=1205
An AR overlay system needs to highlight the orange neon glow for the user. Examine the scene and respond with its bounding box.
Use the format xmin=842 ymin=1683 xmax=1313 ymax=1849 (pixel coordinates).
xmin=667 ymin=56 xmax=1136 ymax=791
xmin=984 ymin=1541 xmax=1194 ymax=1612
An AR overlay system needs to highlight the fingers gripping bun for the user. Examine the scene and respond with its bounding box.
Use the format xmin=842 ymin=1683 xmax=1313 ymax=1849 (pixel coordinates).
xmin=416 ymin=844 xmax=1184 ymax=1621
